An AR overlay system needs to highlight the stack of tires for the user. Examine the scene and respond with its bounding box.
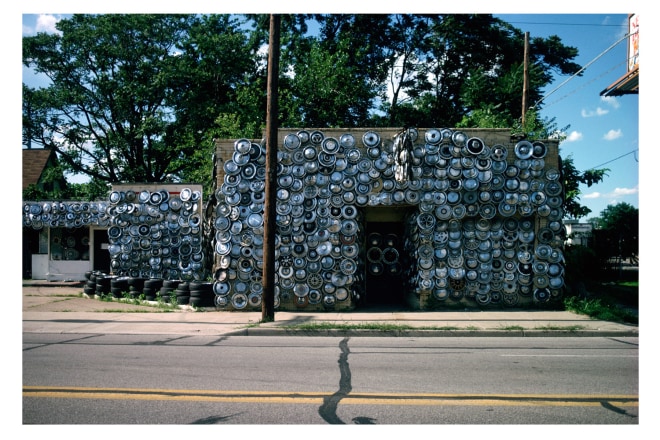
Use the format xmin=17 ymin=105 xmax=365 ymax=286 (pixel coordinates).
xmin=142 ymin=278 xmax=163 ymax=301
xmin=174 ymin=281 xmax=191 ymax=305
xmin=83 ymin=271 xmax=100 ymax=296
xmin=127 ymin=277 xmax=145 ymax=299
xmin=189 ymin=281 xmax=214 ymax=308
xmin=110 ymin=277 xmax=129 ymax=298
xmin=95 ymin=274 xmax=113 ymax=296
xmin=159 ymin=280 xmax=180 ymax=303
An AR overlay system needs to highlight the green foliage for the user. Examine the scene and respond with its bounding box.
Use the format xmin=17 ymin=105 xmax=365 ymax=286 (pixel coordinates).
xmin=64 ymin=179 xmax=111 ymax=201
xmin=25 ymin=12 xmax=593 ymax=215
xmin=23 ymin=172 xmax=109 ymax=202
xmin=591 ymin=202 xmax=639 ymax=262
xmin=23 ymin=14 xmax=255 ymax=186
xmin=561 ymin=155 xmax=609 ymax=219
xmin=564 ymin=244 xmax=600 ymax=285
xmin=564 ymin=296 xmax=637 ymax=324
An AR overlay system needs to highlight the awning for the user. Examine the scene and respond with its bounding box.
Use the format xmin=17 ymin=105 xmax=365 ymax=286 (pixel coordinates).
xmin=600 ymin=67 xmax=639 ymax=97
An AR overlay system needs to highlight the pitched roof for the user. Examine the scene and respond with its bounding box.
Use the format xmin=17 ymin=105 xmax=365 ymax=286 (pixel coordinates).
xmin=23 ymin=148 xmax=57 ymax=191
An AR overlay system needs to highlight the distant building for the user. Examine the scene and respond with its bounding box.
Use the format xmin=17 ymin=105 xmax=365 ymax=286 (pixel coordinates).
xmin=564 ymin=219 xmax=593 ymax=247
xmin=23 ymin=147 xmax=66 ymax=194
xmin=600 ymin=13 xmax=638 ymax=97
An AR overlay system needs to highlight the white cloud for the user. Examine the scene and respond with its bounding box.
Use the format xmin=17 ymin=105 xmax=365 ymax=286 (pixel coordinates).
xmin=581 ymin=107 xmax=609 ymax=117
xmin=612 ymin=186 xmax=639 ymax=196
xmin=601 ymin=95 xmax=620 ymax=109
xmin=582 ymin=186 xmax=638 ymax=200
xmin=603 ymin=129 xmax=623 ymax=141
xmin=563 ymin=131 xmax=583 ymax=142
xmin=36 ymin=14 xmax=62 ymax=35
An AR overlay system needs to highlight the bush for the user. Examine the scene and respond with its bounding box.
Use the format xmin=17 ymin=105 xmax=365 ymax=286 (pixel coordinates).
xmin=563 ymin=245 xmax=600 ymax=286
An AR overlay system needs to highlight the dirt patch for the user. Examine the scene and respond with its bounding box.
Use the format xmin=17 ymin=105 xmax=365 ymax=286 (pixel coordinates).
xmin=23 ymin=285 xmax=177 ymax=313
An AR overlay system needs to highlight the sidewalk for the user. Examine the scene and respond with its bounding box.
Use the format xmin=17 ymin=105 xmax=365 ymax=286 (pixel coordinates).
xmin=22 ymin=281 xmax=639 ymax=337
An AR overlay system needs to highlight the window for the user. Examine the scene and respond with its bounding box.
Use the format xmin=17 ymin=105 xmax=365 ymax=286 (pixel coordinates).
xmin=50 ymin=227 xmax=90 ymax=261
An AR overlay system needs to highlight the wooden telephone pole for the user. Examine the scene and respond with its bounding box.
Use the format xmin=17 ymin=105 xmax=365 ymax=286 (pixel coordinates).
xmin=521 ymin=31 xmax=530 ymax=128
xmin=262 ymin=14 xmax=280 ymax=322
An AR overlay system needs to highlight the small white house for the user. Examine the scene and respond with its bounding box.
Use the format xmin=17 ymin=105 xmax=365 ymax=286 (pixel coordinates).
xmin=564 ymin=219 xmax=593 ymax=246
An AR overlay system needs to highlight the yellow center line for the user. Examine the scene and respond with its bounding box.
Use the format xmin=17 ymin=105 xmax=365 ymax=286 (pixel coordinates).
xmin=23 ymin=386 xmax=638 ymax=407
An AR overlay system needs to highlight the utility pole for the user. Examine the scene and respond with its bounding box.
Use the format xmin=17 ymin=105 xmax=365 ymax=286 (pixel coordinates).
xmin=521 ymin=31 xmax=530 ymax=128
xmin=262 ymin=14 xmax=280 ymax=322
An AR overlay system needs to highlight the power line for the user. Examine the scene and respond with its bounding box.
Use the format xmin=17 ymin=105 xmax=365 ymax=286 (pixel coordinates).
xmin=588 ymin=149 xmax=639 ymax=170
xmin=541 ymin=58 xmax=627 ymax=110
xmin=531 ymin=30 xmax=637 ymax=110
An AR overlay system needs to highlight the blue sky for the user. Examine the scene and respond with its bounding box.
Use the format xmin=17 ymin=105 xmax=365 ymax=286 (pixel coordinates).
xmin=19 ymin=7 xmax=643 ymax=222
xmin=493 ymin=13 xmax=639 ymax=221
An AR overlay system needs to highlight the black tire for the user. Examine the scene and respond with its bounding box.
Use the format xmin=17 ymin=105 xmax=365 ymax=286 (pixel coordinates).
xmin=111 ymin=278 xmax=129 ymax=290
xmin=83 ymin=286 xmax=95 ymax=296
xmin=128 ymin=277 xmax=146 ymax=289
xmin=111 ymin=287 xmax=127 ymax=298
xmin=144 ymin=278 xmax=163 ymax=289
xmin=190 ymin=282 xmax=214 ymax=307
xmin=163 ymin=280 xmax=181 ymax=289
xmin=142 ymin=287 xmax=157 ymax=301
xmin=95 ymin=276 xmax=112 ymax=295
xmin=188 ymin=281 xmax=206 ymax=291
xmin=159 ymin=286 xmax=175 ymax=295
xmin=175 ymin=283 xmax=190 ymax=297
xmin=176 ymin=295 xmax=190 ymax=305
xmin=189 ymin=286 xmax=212 ymax=296
xmin=201 ymin=294 xmax=215 ymax=307
xmin=189 ymin=297 xmax=203 ymax=307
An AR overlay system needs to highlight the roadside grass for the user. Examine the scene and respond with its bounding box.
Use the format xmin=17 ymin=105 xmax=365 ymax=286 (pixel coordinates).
xmin=280 ymin=322 xmax=467 ymax=331
xmin=498 ymin=325 xmax=525 ymax=331
xmin=533 ymin=325 xmax=585 ymax=332
xmin=564 ymin=296 xmax=637 ymax=324
xmin=498 ymin=324 xmax=585 ymax=331
xmin=563 ymin=280 xmax=638 ymax=325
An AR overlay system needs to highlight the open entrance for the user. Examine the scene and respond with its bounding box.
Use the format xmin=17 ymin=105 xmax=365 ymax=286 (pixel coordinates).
xmin=363 ymin=206 xmax=412 ymax=306
xmin=93 ymin=229 xmax=110 ymax=273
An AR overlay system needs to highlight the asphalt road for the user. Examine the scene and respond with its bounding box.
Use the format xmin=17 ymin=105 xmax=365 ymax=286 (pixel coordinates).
xmin=23 ymin=334 xmax=639 ymax=425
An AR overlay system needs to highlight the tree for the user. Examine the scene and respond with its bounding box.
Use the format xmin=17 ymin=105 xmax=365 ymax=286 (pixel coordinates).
xmin=379 ymin=14 xmax=582 ymax=130
xmin=560 ymin=154 xmax=609 ymax=219
xmin=24 ymin=13 xmax=600 ymax=217
xmin=22 ymin=14 xmax=256 ymax=198
xmin=593 ymin=202 xmax=639 ymax=263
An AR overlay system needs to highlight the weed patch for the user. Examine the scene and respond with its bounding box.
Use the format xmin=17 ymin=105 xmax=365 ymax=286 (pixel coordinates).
xmin=534 ymin=325 xmax=585 ymax=332
xmin=564 ymin=296 xmax=638 ymax=325
xmin=281 ymin=322 xmax=459 ymax=331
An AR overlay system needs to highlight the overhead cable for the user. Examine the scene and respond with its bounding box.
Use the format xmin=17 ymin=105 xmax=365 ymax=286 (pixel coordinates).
xmin=531 ymin=30 xmax=638 ymax=110
xmin=588 ymin=149 xmax=639 ymax=170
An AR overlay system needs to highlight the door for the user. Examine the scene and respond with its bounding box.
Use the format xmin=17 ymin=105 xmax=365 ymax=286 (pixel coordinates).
xmin=93 ymin=229 xmax=110 ymax=273
xmin=364 ymin=221 xmax=406 ymax=305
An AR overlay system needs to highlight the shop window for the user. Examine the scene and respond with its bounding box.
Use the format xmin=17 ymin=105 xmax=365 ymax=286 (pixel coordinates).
xmin=50 ymin=227 xmax=90 ymax=261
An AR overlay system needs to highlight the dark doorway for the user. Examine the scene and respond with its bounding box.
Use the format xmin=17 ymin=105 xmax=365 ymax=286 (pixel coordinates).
xmin=22 ymin=227 xmax=40 ymax=279
xmin=93 ymin=229 xmax=110 ymax=272
xmin=364 ymin=221 xmax=406 ymax=305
